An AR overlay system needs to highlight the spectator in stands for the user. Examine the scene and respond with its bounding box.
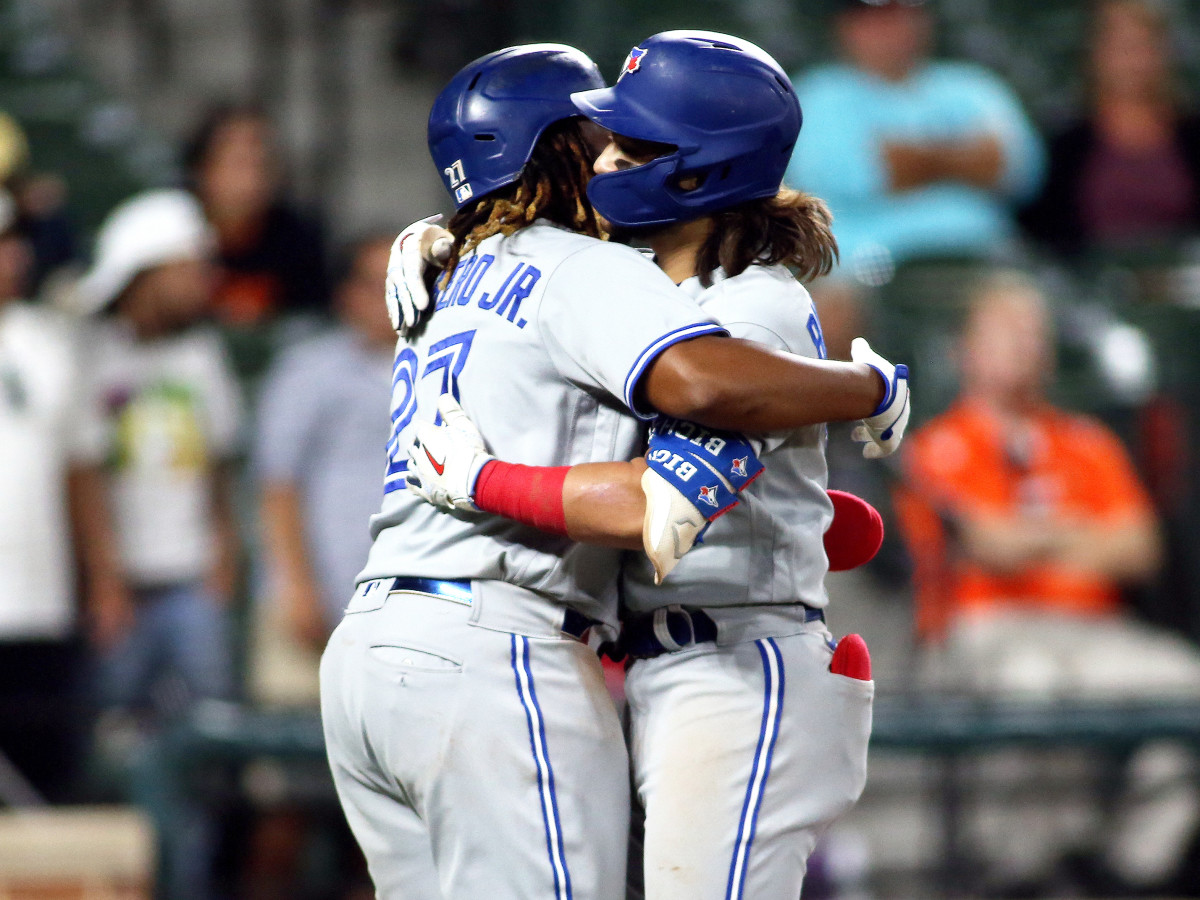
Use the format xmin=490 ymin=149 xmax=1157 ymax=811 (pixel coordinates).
xmin=242 ymin=232 xmax=391 ymax=900
xmin=185 ymin=103 xmax=330 ymax=331
xmin=75 ymin=189 xmax=244 ymax=897
xmin=896 ymin=270 xmax=1173 ymax=662
xmin=250 ymin=232 xmax=394 ymax=702
xmin=895 ymin=269 xmax=1200 ymax=892
xmin=785 ymin=0 xmax=1044 ymax=358
xmin=0 ymin=110 xmax=79 ymax=294
xmin=76 ymin=189 xmax=242 ymax=712
xmin=15 ymin=170 xmax=79 ymax=293
xmin=0 ymin=189 xmax=109 ymax=803
xmin=1022 ymin=0 xmax=1200 ymax=258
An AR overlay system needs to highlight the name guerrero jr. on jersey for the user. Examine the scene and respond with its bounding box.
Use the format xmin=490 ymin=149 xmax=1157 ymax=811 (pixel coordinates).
xmin=383 ymin=254 xmax=542 ymax=496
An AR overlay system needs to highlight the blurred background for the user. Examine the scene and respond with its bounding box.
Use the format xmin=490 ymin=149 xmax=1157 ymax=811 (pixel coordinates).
xmin=2 ymin=0 xmax=1200 ymax=897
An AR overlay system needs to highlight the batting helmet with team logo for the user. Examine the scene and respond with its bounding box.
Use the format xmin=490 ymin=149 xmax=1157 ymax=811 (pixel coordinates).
xmin=427 ymin=44 xmax=605 ymax=210
xmin=572 ymin=31 xmax=802 ymax=228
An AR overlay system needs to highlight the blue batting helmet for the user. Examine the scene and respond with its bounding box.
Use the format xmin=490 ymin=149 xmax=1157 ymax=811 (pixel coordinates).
xmin=572 ymin=31 xmax=801 ymax=228
xmin=427 ymin=44 xmax=604 ymax=209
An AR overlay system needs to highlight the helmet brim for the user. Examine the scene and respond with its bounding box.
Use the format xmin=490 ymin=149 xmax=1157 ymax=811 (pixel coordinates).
xmin=571 ymin=87 xmax=688 ymax=149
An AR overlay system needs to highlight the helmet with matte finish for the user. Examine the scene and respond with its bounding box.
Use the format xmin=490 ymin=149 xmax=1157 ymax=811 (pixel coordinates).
xmin=572 ymin=31 xmax=801 ymax=228
xmin=428 ymin=44 xmax=604 ymax=209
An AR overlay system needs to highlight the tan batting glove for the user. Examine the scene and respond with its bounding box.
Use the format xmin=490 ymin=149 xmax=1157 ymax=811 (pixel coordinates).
xmin=640 ymin=467 xmax=710 ymax=584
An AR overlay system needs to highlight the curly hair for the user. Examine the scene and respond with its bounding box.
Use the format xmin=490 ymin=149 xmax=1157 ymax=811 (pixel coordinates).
xmin=438 ymin=119 xmax=604 ymax=287
xmin=693 ymin=187 xmax=838 ymax=288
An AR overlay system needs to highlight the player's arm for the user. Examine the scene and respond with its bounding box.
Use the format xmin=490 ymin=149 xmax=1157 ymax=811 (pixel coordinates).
xmin=436 ymin=448 xmax=650 ymax=549
xmin=408 ymin=398 xmax=764 ymax=581
xmin=643 ymin=336 xmax=909 ymax=458
xmin=645 ymin=336 xmax=873 ymax=427
xmin=561 ymin=461 xmax=647 ymax=548
xmin=404 ymin=397 xmax=683 ymax=549
xmin=408 ymin=398 xmax=882 ymax=582
xmin=389 ymin=219 xmax=909 ymax=457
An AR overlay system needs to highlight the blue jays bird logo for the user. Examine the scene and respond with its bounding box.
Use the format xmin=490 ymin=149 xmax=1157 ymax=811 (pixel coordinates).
xmin=697 ymin=485 xmax=719 ymax=508
xmin=731 ymin=456 xmax=748 ymax=478
xmin=619 ymin=47 xmax=646 ymax=80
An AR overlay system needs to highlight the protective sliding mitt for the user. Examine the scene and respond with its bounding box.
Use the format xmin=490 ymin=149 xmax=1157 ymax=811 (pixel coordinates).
xmin=641 ymin=417 xmax=764 ymax=584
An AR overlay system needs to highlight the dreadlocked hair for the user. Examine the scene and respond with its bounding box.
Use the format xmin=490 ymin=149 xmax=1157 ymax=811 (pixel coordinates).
xmin=694 ymin=188 xmax=838 ymax=288
xmin=438 ymin=119 xmax=604 ymax=288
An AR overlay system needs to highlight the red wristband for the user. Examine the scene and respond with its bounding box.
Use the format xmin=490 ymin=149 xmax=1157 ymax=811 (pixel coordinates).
xmin=474 ymin=460 xmax=570 ymax=537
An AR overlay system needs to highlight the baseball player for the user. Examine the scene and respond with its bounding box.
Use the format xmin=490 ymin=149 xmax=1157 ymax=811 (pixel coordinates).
xmin=319 ymin=42 xmax=905 ymax=900
xmin=403 ymin=32 xmax=901 ymax=899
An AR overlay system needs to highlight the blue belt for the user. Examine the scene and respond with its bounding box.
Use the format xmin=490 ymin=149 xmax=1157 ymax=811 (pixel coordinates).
xmin=387 ymin=577 xmax=474 ymax=604
xmin=620 ymin=604 xmax=824 ymax=660
xmin=385 ymin=577 xmax=595 ymax=641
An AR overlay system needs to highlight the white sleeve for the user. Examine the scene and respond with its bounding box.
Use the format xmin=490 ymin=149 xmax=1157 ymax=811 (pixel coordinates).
xmin=536 ymin=244 xmax=726 ymax=417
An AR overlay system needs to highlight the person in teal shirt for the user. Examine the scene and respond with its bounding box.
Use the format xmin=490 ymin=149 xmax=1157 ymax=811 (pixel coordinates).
xmin=786 ymin=0 xmax=1045 ymax=355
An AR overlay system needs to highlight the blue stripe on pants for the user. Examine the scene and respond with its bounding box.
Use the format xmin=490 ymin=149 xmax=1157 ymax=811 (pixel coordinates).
xmin=511 ymin=635 xmax=574 ymax=899
xmin=725 ymin=637 xmax=786 ymax=900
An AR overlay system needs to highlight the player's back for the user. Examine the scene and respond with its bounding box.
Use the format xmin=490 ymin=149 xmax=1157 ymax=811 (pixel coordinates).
xmin=358 ymin=221 xmax=723 ymax=627
xmin=622 ymin=263 xmax=833 ymax=613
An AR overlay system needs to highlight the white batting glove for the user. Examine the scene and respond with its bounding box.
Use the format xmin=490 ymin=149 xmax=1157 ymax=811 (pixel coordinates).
xmin=405 ymin=394 xmax=494 ymax=512
xmin=385 ymin=215 xmax=454 ymax=337
xmin=851 ymin=337 xmax=910 ymax=459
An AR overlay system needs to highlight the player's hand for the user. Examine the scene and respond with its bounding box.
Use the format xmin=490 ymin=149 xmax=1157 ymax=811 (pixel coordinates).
xmin=640 ymin=417 xmax=764 ymax=583
xmin=406 ymin=394 xmax=494 ymax=512
xmin=851 ymin=337 xmax=910 ymax=459
xmin=386 ymin=215 xmax=454 ymax=337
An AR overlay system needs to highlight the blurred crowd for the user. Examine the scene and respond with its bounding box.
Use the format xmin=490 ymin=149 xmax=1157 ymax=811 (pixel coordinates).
xmin=2 ymin=0 xmax=1200 ymax=897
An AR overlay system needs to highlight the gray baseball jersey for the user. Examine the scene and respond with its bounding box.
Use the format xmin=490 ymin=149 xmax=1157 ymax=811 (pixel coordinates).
xmin=356 ymin=221 xmax=725 ymax=629
xmin=622 ymin=263 xmax=834 ymax=614
xmin=322 ymin=222 xmax=724 ymax=900
xmin=620 ymin=264 xmax=872 ymax=900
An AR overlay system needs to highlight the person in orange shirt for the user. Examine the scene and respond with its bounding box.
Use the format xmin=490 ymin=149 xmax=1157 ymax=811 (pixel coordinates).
xmin=898 ymin=269 xmax=1162 ymax=644
xmin=895 ymin=270 xmax=1200 ymax=891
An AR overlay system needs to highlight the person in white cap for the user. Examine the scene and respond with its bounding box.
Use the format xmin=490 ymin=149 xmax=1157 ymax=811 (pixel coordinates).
xmin=76 ymin=189 xmax=244 ymax=897
xmin=76 ymin=187 xmax=243 ymax=698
